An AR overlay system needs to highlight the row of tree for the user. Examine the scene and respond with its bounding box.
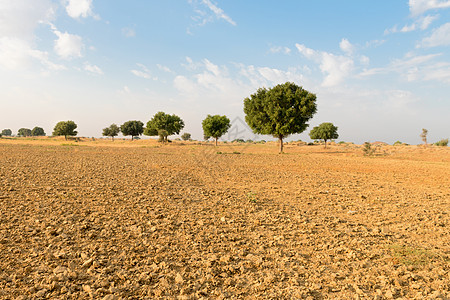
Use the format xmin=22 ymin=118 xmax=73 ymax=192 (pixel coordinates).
xmin=2 ymin=82 xmax=342 ymax=152
xmin=1 ymin=127 xmax=46 ymax=137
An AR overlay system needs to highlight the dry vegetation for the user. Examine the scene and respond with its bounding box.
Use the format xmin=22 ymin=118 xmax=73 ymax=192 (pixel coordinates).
xmin=0 ymin=138 xmax=449 ymax=299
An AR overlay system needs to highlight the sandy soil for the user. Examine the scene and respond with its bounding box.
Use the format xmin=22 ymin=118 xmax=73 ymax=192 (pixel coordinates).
xmin=0 ymin=138 xmax=449 ymax=299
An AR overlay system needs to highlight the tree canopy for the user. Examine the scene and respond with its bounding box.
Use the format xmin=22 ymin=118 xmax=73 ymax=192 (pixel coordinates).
xmin=1 ymin=129 xmax=12 ymax=136
xmin=244 ymin=82 xmax=317 ymax=153
xmin=144 ymin=112 xmax=184 ymax=142
xmin=120 ymin=120 xmax=143 ymax=140
xmin=31 ymin=127 xmax=46 ymax=136
xmin=18 ymin=128 xmax=32 ymax=137
xmin=309 ymin=122 xmax=339 ymax=148
xmin=202 ymin=114 xmax=231 ymax=146
xmin=102 ymin=123 xmax=120 ymax=141
xmin=181 ymin=132 xmax=191 ymax=141
xmin=53 ymin=121 xmax=78 ymax=140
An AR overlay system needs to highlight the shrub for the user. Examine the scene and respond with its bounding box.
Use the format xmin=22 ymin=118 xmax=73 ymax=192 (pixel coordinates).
xmin=435 ymin=139 xmax=448 ymax=147
xmin=363 ymin=142 xmax=375 ymax=156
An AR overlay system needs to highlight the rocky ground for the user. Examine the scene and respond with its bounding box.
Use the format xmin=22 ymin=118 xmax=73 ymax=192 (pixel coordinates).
xmin=0 ymin=140 xmax=448 ymax=299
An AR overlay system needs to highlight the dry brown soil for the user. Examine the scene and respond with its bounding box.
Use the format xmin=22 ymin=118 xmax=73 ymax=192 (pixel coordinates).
xmin=0 ymin=138 xmax=449 ymax=299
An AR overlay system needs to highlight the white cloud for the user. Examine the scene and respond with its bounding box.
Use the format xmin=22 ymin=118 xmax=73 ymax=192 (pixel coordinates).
xmin=122 ymin=27 xmax=136 ymax=38
xmin=188 ymin=0 xmax=236 ymax=29
xmin=131 ymin=63 xmax=157 ymax=80
xmin=157 ymin=64 xmax=173 ymax=73
xmin=420 ymin=22 xmax=450 ymax=47
xmin=65 ymin=0 xmax=99 ymax=19
xmin=359 ymin=52 xmax=450 ymax=83
xmin=296 ymin=43 xmax=354 ymax=87
xmin=339 ymin=38 xmax=354 ymax=56
xmin=269 ymin=46 xmax=291 ymax=54
xmin=409 ymin=0 xmax=450 ymax=16
xmin=53 ymin=30 xmax=84 ymax=59
xmin=0 ymin=37 xmax=65 ymax=71
xmin=84 ymin=63 xmax=103 ymax=75
xmin=201 ymin=0 xmax=236 ymax=26
xmin=385 ymin=15 xmax=439 ymax=34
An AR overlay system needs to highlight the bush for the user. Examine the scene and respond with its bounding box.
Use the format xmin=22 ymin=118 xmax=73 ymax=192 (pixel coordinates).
xmin=363 ymin=142 xmax=375 ymax=156
xmin=435 ymin=139 xmax=448 ymax=146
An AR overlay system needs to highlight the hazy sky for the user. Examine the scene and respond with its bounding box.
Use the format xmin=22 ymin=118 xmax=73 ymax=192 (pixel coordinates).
xmin=0 ymin=0 xmax=449 ymax=144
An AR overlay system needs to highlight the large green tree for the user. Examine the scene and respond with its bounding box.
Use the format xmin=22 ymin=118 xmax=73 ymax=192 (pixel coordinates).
xmin=31 ymin=126 xmax=46 ymax=136
xmin=309 ymin=122 xmax=339 ymax=148
xmin=181 ymin=132 xmax=191 ymax=141
xmin=202 ymin=115 xmax=231 ymax=146
xmin=1 ymin=129 xmax=12 ymax=136
xmin=18 ymin=128 xmax=32 ymax=137
xmin=144 ymin=112 xmax=184 ymax=143
xmin=102 ymin=123 xmax=120 ymax=141
xmin=244 ymin=82 xmax=317 ymax=153
xmin=53 ymin=121 xmax=78 ymax=140
xmin=120 ymin=120 xmax=143 ymax=140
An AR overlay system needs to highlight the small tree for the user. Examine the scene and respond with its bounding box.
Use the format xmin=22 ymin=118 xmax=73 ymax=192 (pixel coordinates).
xmin=1 ymin=129 xmax=12 ymax=136
xmin=102 ymin=124 xmax=120 ymax=141
xmin=244 ymin=82 xmax=317 ymax=153
xmin=18 ymin=128 xmax=32 ymax=137
xmin=31 ymin=127 xmax=46 ymax=136
xmin=53 ymin=121 xmax=78 ymax=140
xmin=181 ymin=133 xmax=191 ymax=141
xmin=435 ymin=138 xmax=448 ymax=147
xmin=363 ymin=142 xmax=375 ymax=156
xmin=120 ymin=120 xmax=143 ymax=140
xmin=420 ymin=128 xmax=428 ymax=146
xmin=144 ymin=112 xmax=184 ymax=143
xmin=202 ymin=115 xmax=231 ymax=146
xmin=309 ymin=122 xmax=339 ymax=148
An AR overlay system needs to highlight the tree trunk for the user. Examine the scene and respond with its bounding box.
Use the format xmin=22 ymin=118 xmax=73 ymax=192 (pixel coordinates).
xmin=215 ymin=137 xmax=218 ymax=146
xmin=112 ymin=136 xmax=114 ymax=141
xmin=65 ymin=135 xmax=67 ymax=140
xmin=131 ymin=136 xmax=134 ymax=141
xmin=324 ymin=139 xmax=327 ymax=148
xmin=279 ymin=136 xmax=284 ymax=153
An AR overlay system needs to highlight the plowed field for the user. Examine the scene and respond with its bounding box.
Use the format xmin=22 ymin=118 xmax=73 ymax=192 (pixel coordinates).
xmin=0 ymin=139 xmax=449 ymax=299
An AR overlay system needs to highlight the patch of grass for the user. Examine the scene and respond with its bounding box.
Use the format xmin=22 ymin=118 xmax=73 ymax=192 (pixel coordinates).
xmin=435 ymin=138 xmax=448 ymax=146
xmin=387 ymin=244 xmax=438 ymax=266
xmin=247 ymin=191 xmax=257 ymax=203
xmin=61 ymin=143 xmax=79 ymax=147
xmin=232 ymin=151 xmax=241 ymax=154
xmin=216 ymin=151 xmax=222 ymax=154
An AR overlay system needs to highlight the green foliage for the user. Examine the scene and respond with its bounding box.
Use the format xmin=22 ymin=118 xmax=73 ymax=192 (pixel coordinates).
xmin=309 ymin=122 xmax=339 ymax=148
xmin=102 ymin=123 xmax=120 ymax=141
xmin=144 ymin=112 xmax=184 ymax=143
xmin=31 ymin=126 xmax=45 ymax=136
xmin=363 ymin=142 xmax=375 ymax=156
xmin=434 ymin=138 xmax=448 ymax=146
xmin=202 ymin=114 xmax=231 ymax=146
xmin=158 ymin=129 xmax=169 ymax=143
xmin=244 ymin=82 xmax=317 ymax=153
xmin=120 ymin=120 xmax=143 ymax=140
xmin=53 ymin=121 xmax=77 ymax=140
xmin=18 ymin=128 xmax=32 ymax=137
xmin=247 ymin=191 xmax=257 ymax=203
xmin=1 ymin=129 xmax=12 ymax=136
xmin=181 ymin=132 xmax=191 ymax=141
xmin=393 ymin=141 xmax=403 ymax=146
xmin=232 ymin=139 xmax=245 ymax=143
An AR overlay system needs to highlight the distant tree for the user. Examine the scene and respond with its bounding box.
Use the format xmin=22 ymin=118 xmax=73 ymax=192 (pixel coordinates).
xmin=181 ymin=132 xmax=191 ymax=141
xmin=18 ymin=128 xmax=32 ymax=137
xmin=102 ymin=123 xmax=120 ymax=141
xmin=420 ymin=128 xmax=428 ymax=146
xmin=53 ymin=121 xmax=78 ymax=140
xmin=31 ymin=126 xmax=46 ymax=136
xmin=1 ymin=129 xmax=12 ymax=136
xmin=309 ymin=122 xmax=339 ymax=148
xmin=144 ymin=112 xmax=184 ymax=143
xmin=244 ymin=82 xmax=317 ymax=153
xmin=202 ymin=115 xmax=231 ymax=146
xmin=120 ymin=120 xmax=143 ymax=140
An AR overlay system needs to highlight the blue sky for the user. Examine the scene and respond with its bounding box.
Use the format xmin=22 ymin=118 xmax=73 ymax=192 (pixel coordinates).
xmin=0 ymin=0 xmax=449 ymax=144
